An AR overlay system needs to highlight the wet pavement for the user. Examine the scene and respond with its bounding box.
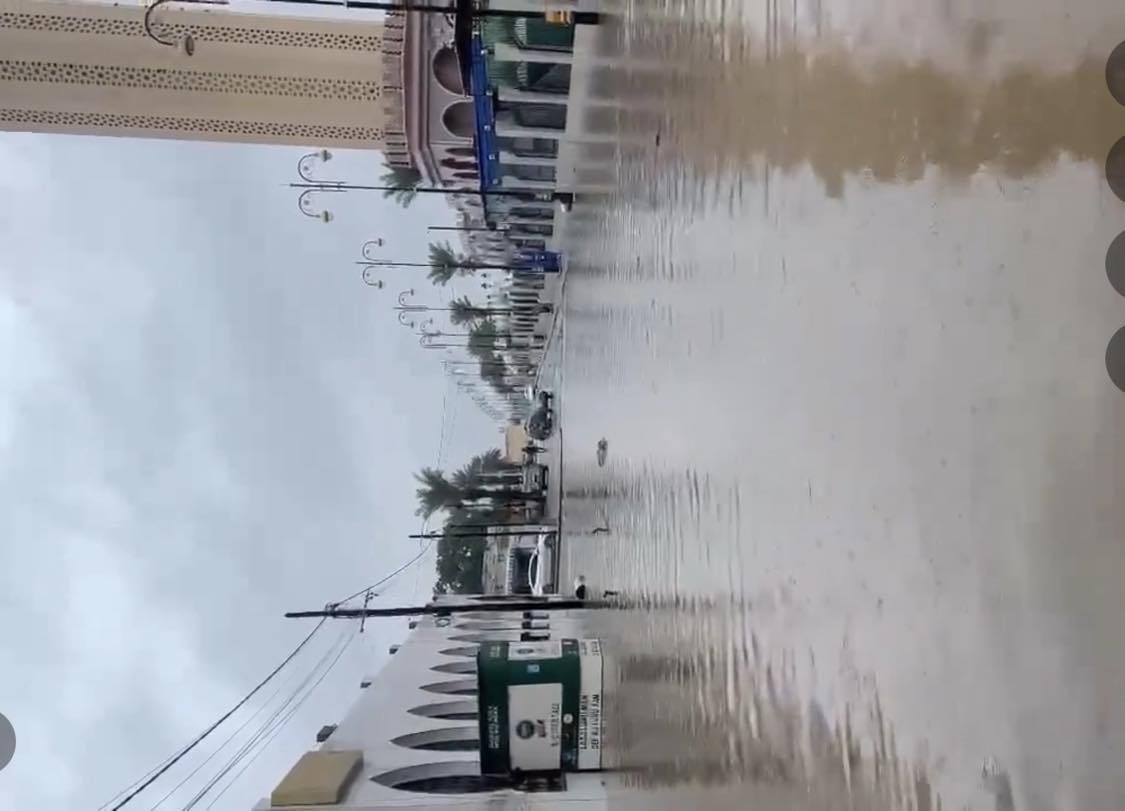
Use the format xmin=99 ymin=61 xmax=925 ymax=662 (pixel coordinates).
xmin=544 ymin=1 xmax=1125 ymax=809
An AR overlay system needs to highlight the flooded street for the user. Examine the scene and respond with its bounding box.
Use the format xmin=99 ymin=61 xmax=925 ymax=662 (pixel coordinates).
xmin=547 ymin=1 xmax=1125 ymax=808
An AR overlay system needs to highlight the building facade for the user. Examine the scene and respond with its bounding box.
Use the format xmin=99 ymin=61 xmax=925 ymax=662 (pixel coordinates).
xmin=0 ymin=0 xmax=390 ymax=148
xmin=257 ymin=600 xmax=608 ymax=810
xmin=380 ymin=8 xmax=482 ymax=182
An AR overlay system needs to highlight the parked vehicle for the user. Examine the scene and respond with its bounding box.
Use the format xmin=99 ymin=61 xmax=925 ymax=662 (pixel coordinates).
xmin=525 ymin=390 xmax=554 ymax=441
xmin=522 ymin=461 xmax=548 ymax=493
xmin=527 ymin=531 xmax=557 ymax=596
xmin=503 ymin=526 xmax=556 ymax=595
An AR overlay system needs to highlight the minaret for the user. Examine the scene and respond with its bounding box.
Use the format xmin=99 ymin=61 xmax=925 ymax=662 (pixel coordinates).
xmin=0 ymin=0 xmax=387 ymax=148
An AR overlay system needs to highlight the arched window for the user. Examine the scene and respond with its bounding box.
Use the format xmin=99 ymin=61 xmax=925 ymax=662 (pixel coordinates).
xmin=419 ymin=679 xmax=477 ymax=696
xmin=455 ymin=621 xmax=519 ymax=631
xmin=432 ymin=47 xmax=466 ymax=95
xmin=439 ymin=645 xmax=479 ymax=658
xmin=431 ymin=660 xmax=477 ymax=675
xmin=372 ymin=762 xmax=509 ymax=794
xmin=407 ymin=700 xmax=478 ymax=721
xmin=448 ymin=632 xmax=522 ymax=643
xmin=442 ymin=101 xmax=475 ymax=138
xmin=391 ymin=727 xmax=479 ymax=752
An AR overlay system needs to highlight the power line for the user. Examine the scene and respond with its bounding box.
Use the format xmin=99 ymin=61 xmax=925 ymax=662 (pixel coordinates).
xmin=201 ymin=632 xmax=357 ymax=810
xmin=335 ymin=379 xmax=452 ymax=609
xmin=146 ymin=632 xmax=323 ymax=811
xmin=98 ymin=746 xmax=183 ymax=811
xmin=180 ymin=629 xmax=354 ymax=811
xmin=176 ymin=629 xmax=346 ymax=809
xmin=105 ymin=618 xmax=327 ymax=811
xmin=328 ymin=540 xmax=435 ymax=608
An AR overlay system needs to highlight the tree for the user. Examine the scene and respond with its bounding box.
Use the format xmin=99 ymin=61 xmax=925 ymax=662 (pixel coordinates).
xmin=434 ymin=536 xmax=486 ymax=594
xmin=427 ymin=241 xmax=464 ymax=286
xmin=415 ymin=450 xmax=528 ymax=593
xmin=449 ymin=296 xmax=492 ymax=327
xmin=463 ymin=320 xmax=516 ymax=395
xmin=479 ymin=361 xmax=516 ymax=396
xmin=381 ymin=164 xmax=422 ymax=208
xmin=466 ymin=319 xmax=500 ymax=357
xmin=414 ymin=449 xmax=511 ymax=518
xmin=413 ymin=467 xmax=463 ymax=519
xmin=426 ymin=241 xmax=489 ymax=286
xmin=450 ymin=448 xmax=507 ymax=490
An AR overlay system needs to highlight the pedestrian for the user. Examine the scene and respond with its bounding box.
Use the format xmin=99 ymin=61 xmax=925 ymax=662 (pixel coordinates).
xmin=573 ymin=576 xmax=618 ymax=600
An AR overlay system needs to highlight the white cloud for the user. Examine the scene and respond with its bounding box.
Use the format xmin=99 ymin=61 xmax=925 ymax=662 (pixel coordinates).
xmin=0 ymin=131 xmax=498 ymax=810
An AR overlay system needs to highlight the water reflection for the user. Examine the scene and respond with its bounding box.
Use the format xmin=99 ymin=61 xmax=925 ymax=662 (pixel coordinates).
xmin=551 ymin=3 xmax=1125 ymax=810
xmin=595 ymin=600 xmax=957 ymax=811
xmin=620 ymin=44 xmax=1125 ymax=197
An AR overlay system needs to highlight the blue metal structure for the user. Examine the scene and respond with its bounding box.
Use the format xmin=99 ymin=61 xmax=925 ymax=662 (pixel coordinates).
xmin=470 ymin=34 xmax=502 ymax=222
xmin=466 ymin=32 xmax=563 ymax=273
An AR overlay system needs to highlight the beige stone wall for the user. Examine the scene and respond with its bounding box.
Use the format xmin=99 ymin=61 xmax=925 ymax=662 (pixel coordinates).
xmin=0 ymin=0 xmax=385 ymax=148
xmin=271 ymin=750 xmax=364 ymax=807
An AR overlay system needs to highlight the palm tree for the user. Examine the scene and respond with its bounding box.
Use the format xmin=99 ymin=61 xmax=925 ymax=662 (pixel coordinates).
xmin=450 ymin=449 xmax=507 ymax=490
xmin=414 ymin=450 xmax=512 ymax=518
xmin=426 ymin=241 xmax=470 ymax=286
xmin=417 ymin=449 xmax=537 ymax=593
xmin=449 ymin=296 xmax=492 ymax=326
xmin=381 ymin=164 xmax=422 ymax=208
xmin=462 ymin=319 xmax=515 ymax=393
xmin=480 ymin=361 xmax=516 ymax=395
xmin=467 ymin=319 xmax=500 ymax=357
xmin=414 ymin=467 xmax=463 ymax=518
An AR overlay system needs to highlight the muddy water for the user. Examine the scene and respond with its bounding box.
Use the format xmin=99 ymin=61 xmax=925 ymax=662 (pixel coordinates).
xmin=549 ymin=2 xmax=1125 ymax=809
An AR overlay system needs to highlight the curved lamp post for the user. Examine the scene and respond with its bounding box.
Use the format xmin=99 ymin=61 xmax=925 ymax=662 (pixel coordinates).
xmin=292 ymin=177 xmax=574 ymax=224
xmin=362 ymin=238 xmax=385 ymax=260
xmin=297 ymin=187 xmax=342 ymax=223
xmin=360 ymin=238 xmax=387 ymax=285
xmin=297 ymin=149 xmax=339 ymax=182
xmin=398 ymin=311 xmax=437 ymax=332
xmin=295 ymin=151 xmax=346 ymax=222
xmin=143 ymin=0 xmax=228 ymax=54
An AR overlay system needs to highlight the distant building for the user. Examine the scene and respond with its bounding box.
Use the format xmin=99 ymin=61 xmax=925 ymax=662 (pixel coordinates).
xmin=504 ymin=423 xmax=530 ymax=463
xmin=257 ymin=599 xmax=607 ymax=810
xmin=481 ymin=531 xmax=512 ymax=595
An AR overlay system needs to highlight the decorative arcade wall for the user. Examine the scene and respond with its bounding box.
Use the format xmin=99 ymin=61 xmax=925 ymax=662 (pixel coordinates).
xmin=0 ymin=0 xmax=387 ymax=148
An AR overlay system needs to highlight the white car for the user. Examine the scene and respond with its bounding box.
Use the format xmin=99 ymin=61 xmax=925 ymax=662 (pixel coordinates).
xmin=527 ymin=532 xmax=556 ymax=596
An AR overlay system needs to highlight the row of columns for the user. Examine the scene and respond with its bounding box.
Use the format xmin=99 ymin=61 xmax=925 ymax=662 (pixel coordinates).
xmin=486 ymin=38 xmax=626 ymax=196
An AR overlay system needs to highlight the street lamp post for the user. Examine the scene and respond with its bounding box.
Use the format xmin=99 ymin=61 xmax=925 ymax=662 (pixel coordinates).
xmin=359 ymin=261 xmax=551 ymax=286
xmin=297 ymin=184 xmax=572 ymax=223
xmin=391 ymin=288 xmax=546 ymax=317
xmin=420 ymin=334 xmax=545 ymax=349
xmin=270 ymin=0 xmax=602 ymax=23
xmin=143 ymin=0 xmax=229 ymax=53
xmin=291 ymin=151 xmax=574 ymax=223
xmin=358 ymin=238 xmax=556 ymax=284
xmin=428 ymin=225 xmax=512 ymax=233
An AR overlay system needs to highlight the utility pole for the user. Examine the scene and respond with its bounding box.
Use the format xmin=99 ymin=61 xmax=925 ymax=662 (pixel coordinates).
xmin=429 ymin=225 xmax=511 ymax=233
xmin=409 ymin=527 xmax=547 ymax=539
xmin=271 ymin=0 xmax=602 ymax=23
xmin=294 ymin=181 xmax=570 ymax=202
xmin=358 ymin=589 xmax=375 ymax=633
xmin=286 ymin=598 xmax=600 ymax=620
xmin=430 ymin=519 xmax=550 ymax=528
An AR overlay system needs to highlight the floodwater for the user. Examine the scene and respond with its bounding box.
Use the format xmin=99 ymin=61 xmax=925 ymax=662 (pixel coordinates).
xmin=546 ymin=1 xmax=1125 ymax=809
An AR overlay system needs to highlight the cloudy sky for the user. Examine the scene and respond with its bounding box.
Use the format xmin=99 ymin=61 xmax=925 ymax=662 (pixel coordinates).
xmin=0 ymin=130 xmax=497 ymax=809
